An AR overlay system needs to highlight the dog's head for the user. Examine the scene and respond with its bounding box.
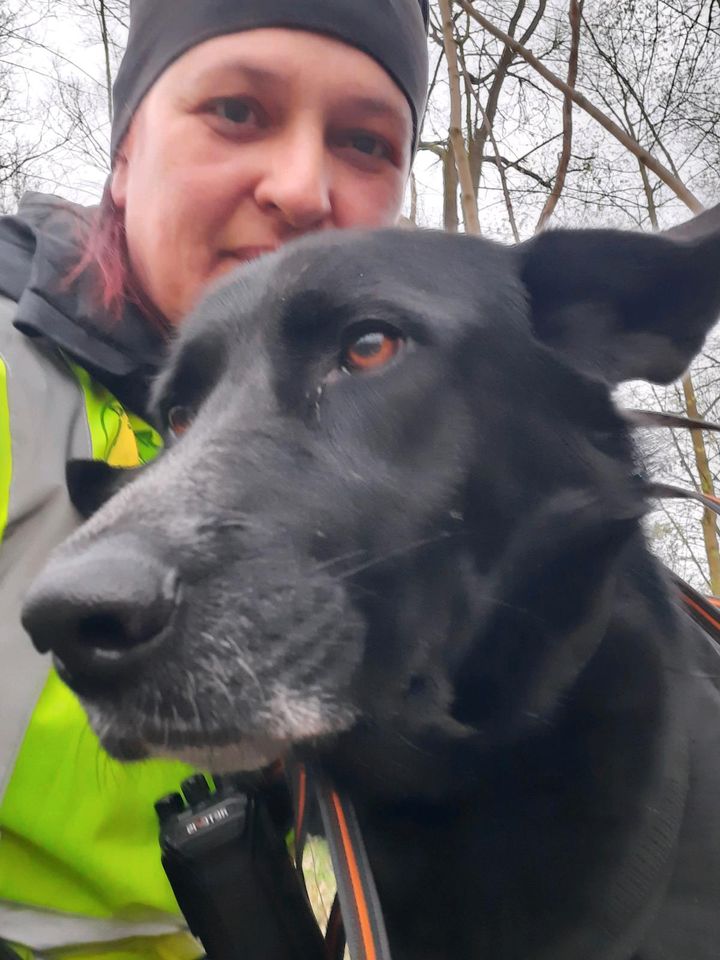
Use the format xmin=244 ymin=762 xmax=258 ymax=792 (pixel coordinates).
xmin=22 ymin=222 xmax=720 ymax=778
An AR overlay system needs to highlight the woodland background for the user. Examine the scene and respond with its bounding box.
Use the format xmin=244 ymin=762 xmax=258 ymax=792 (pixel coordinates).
xmin=2 ymin=0 xmax=720 ymax=590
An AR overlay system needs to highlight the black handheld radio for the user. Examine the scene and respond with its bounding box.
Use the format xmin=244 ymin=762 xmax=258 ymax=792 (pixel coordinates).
xmin=156 ymin=773 xmax=325 ymax=960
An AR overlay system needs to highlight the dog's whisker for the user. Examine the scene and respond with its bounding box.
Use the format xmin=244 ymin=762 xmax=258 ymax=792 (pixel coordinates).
xmin=201 ymin=631 xmax=264 ymax=694
xmin=336 ymin=531 xmax=456 ymax=580
xmin=312 ymin=548 xmax=369 ymax=574
xmin=186 ymin=671 xmax=203 ymax=735
xmin=346 ymin=581 xmax=382 ymax=601
xmin=393 ymin=731 xmax=429 ymax=755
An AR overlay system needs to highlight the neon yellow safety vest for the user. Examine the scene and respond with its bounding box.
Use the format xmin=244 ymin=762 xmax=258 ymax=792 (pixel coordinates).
xmin=0 ymin=295 xmax=200 ymax=960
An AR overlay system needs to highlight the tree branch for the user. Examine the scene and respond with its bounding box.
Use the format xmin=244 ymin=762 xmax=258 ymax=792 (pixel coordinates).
xmin=455 ymin=0 xmax=705 ymax=213
xmin=536 ymin=0 xmax=583 ymax=231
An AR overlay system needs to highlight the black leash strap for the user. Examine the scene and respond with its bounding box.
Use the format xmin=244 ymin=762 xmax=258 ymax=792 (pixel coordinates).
xmin=646 ymin=480 xmax=720 ymax=645
xmin=623 ymin=409 xmax=720 ymax=433
xmin=324 ymin=895 xmax=347 ymax=960
xmin=315 ymin=771 xmax=391 ymax=960
xmin=646 ymin=481 xmax=720 ymax=519
xmin=292 ymin=761 xmax=393 ymax=960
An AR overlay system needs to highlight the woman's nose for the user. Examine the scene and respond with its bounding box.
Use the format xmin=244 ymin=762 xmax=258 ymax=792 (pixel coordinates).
xmin=254 ymin=126 xmax=333 ymax=231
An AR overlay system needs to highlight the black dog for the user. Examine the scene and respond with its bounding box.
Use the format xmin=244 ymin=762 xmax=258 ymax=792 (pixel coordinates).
xmin=23 ymin=218 xmax=720 ymax=959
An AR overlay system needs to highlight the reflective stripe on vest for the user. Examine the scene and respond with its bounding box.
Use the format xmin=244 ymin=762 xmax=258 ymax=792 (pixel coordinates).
xmin=68 ymin=362 xmax=163 ymax=467
xmin=5 ymin=930 xmax=202 ymax=960
xmin=0 ymin=304 xmax=89 ymax=798
xmin=0 ymin=300 xmax=196 ymax=952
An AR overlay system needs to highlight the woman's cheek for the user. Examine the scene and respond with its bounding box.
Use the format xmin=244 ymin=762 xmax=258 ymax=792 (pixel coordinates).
xmin=341 ymin=181 xmax=404 ymax=227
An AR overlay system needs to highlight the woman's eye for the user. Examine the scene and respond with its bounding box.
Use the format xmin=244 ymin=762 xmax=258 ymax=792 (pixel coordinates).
xmin=341 ymin=328 xmax=405 ymax=374
xmin=212 ymin=98 xmax=260 ymax=127
xmin=350 ymin=133 xmax=389 ymax=158
xmin=167 ymin=406 xmax=193 ymax=439
xmin=337 ymin=131 xmax=392 ymax=162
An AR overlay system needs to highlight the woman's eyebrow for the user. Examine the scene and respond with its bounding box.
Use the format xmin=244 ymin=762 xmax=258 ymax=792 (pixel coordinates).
xmin=343 ymin=96 xmax=409 ymax=128
xmin=192 ymin=60 xmax=292 ymax=88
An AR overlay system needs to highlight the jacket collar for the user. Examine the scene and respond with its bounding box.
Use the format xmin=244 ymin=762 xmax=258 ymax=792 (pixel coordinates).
xmin=0 ymin=192 xmax=167 ymax=417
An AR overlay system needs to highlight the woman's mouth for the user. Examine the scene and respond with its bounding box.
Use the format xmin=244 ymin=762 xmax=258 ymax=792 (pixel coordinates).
xmin=221 ymin=245 xmax=278 ymax=264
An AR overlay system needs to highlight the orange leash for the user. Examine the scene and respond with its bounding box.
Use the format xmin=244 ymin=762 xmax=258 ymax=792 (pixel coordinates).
xmin=291 ymin=761 xmax=393 ymax=960
xmin=671 ymin=572 xmax=720 ymax=642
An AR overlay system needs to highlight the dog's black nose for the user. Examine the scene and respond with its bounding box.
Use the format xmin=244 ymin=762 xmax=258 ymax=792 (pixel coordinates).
xmin=22 ymin=537 xmax=180 ymax=680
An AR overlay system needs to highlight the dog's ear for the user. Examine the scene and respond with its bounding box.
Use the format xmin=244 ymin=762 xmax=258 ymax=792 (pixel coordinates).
xmin=66 ymin=459 xmax=144 ymax=518
xmin=519 ymin=205 xmax=720 ymax=384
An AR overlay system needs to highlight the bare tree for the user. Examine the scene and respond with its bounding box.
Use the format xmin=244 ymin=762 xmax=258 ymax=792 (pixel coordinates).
xmin=535 ymin=0 xmax=583 ymax=230
xmin=46 ymin=0 xmax=129 ymax=175
xmin=437 ymin=0 xmax=481 ymax=232
xmin=0 ymin=2 xmax=75 ymax=211
xmin=455 ymin=0 xmax=704 ymax=212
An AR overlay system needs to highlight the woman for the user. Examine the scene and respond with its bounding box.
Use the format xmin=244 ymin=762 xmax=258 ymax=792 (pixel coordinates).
xmin=0 ymin=2 xmax=429 ymax=958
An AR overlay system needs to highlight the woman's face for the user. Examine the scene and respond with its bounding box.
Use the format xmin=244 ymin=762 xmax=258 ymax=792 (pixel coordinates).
xmin=111 ymin=29 xmax=413 ymax=324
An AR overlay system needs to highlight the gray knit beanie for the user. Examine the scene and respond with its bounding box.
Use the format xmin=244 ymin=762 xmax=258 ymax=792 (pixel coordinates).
xmin=111 ymin=0 xmax=429 ymax=159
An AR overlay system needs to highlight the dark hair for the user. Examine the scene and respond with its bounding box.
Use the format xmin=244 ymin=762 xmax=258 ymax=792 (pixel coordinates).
xmin=67 ymin=182 xmax=167 ymax=330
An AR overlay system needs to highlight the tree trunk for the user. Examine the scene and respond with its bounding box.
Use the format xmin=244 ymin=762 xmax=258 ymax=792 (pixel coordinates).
xmin=681 ymin=374 xmax=720 ymax=595
xmin=442 ymin=143 xmax=460 ymax=232
xmin=438 ymin=0 xmax=481 ymax=234
xmin=486 ymin=123 xmax=520 ymax=241
xmin=409 ymin=171 xmax=418 ymax=225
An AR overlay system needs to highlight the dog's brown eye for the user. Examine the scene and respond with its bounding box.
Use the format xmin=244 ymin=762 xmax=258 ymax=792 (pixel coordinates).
xmin=342 ymin=330 xmax=403 ymax=373
xmin=167 ymin=406 xmax=192 ymax=438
